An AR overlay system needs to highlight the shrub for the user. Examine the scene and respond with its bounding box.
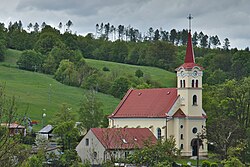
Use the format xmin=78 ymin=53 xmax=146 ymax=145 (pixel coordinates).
xmin=135 ymin=69 xmax=143 ymax=78
xmin=210 ymin=162 xmax=218 ymax=167
xmin=201 ymin=160 xmax=211 ymax=167
xmin=102 ymin=66 xmax=110 ymax=71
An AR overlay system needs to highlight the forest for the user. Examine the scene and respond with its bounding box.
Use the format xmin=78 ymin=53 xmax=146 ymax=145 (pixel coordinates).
xmin=0 ymin=20 xmax=249 ymax=166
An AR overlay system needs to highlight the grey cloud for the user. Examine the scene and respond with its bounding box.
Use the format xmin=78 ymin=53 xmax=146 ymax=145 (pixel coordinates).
xmin=0 ymin=0 xmax=249 ymax=48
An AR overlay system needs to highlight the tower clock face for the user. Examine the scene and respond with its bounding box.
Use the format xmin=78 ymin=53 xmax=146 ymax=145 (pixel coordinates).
xmin=180 ymin=71 xmax=185 ymax=77
xmin=192 ymin=70 xmax=198 ymax=77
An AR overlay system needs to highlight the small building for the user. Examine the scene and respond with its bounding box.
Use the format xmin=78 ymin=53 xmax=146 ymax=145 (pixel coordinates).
xmin=1 ymin=123 xmax=26 ymax=136
xmin=76 ymin=128 xmax=157 ymax=165
xmin=36 ymin=124 xmax=53 ymax=140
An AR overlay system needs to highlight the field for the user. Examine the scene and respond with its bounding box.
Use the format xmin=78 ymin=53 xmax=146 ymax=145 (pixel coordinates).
xmin=0 ymin=49 xmax=176 ymax=130
xmin=0 ymin=50 xmax=120 ymax=130
xmin=86 ymin=59 xmax=176 ymax=88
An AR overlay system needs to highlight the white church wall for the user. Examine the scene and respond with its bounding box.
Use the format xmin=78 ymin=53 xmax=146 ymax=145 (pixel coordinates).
xmin=111 ymin=118 xmax=166 ymax=139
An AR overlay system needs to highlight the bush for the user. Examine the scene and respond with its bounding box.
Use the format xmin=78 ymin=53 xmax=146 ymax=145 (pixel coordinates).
xmin=210 ymin=162 xmax=218 ymax=167
xmin=102 ymin=66 xmax=110 ymax=71
xmin=201 ymin=160 xmax=211 ymax=167
xmin=222 ymin=157 xmax=245 ymax=167
xmin=135 ymin=69 xmax=143 ymax=78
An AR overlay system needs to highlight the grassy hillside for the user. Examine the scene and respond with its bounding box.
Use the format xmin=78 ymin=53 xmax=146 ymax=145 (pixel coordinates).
xmin=85 ymin=59 xmax=176 ymax=87
xmin=0 ymin=49 xmax=176 ymax=130
xmin=0 ymin=66 xmax=120 ymax=129
xmin=4 ymin=49 xmax=176 ymax=88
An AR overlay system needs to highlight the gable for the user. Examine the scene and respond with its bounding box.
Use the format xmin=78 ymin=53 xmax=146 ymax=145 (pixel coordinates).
xmin=172 ymin=108 xmax=186 ymax=118
xmin=109 ymin=88 xmax=178 ymax=118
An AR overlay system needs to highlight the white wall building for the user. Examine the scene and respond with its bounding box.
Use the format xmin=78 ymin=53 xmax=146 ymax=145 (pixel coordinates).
xmin=108 ymin=31 xmax=208 ymax=157
xmin=76 ymin=128 xmax=157 ymax=165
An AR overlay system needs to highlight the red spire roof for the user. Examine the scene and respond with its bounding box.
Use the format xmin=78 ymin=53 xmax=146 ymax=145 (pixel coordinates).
xmin=185 ymin=32 xmax=195 ymax=63
xmin=176 ymin=31 xmax=203 ymax=71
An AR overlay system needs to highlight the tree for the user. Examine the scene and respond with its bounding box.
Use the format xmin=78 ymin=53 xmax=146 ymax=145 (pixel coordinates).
xmin=231 ymin=51 xmax=250 ymax=79
xmin=153 ymin=29 xmax=160 ymax=41
xmin=78 ymin=90 xmax=104 ymax=131
xmin=110 ymin=40 xmax=128 ymax=63
xmin=128 ymin=136 xmax=180 ymax=166
xmin=34 ymin=26 xmax=64 ymax=55
xmin=0 ymin=85 xmax=30 ymax=166
xmin=223 ymin=38 xmax=230 ymax=50
xmin=33 ymin=22 xmax=39 ymax=33
xmin=54 ymin=121 xmax=79 ymax=151
xmin=192 ymin=31 xmax=199 ymax=46
xmin=200 ymin=35 xmax=209 ymax=48
xmin=169 ymin=29 xmax=177 ymax=44
xmin=54 ymin=59 xmax=77 ymax=86
xmin=109 ymin=77 xmax=131 ymax=99
xmin=66 ymin=20 xmax=73 ymax=32
xmin=27 ymin=23 xmax=33 ymax=31
xmin=135 ymin=69 xmax=144 ymax=78
xmin=117 ymin=25 xmax=125 ymax=40
xmin=17 ymin=50 xmax=44 ymax=71
xmin=147 ymin=27 xmax=154 ymax=41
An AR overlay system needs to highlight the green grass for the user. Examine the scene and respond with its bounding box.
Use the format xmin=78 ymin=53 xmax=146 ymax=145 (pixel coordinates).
xmin=4 ymin=49 xmax=22 ymax=66
xmin=0 ymin=66 xmax=120 ymax=130
xmin=0 ymin=49 xmax=177 ymax=131
xmin=85 ymin=59 xmax=176 ymax=88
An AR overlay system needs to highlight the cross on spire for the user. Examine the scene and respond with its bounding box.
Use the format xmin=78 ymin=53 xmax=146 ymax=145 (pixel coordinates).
xmin=187 ymin=14 xmax=193 ymax=32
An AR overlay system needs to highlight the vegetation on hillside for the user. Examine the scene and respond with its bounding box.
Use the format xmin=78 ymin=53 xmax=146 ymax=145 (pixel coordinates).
xmin=0 ymin=20 xmax=249 ymax=165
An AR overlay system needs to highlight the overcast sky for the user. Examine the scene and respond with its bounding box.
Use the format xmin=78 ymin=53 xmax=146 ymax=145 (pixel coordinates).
xmin=1 ymin=0 xmax=250 ymax=49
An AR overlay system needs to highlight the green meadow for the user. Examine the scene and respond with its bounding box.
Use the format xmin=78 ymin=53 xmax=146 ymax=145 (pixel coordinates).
xmin=0 ymin=49 xmax=176 ymax=130
xmin=85 ymin=59 xmax=176 ymax=88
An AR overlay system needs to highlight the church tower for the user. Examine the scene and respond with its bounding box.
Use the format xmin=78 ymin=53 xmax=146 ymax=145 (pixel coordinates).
xmin=175 ymin=14 xmax=207 ymax=156
xmin=176 ymin=32 xmax=204 ymax=117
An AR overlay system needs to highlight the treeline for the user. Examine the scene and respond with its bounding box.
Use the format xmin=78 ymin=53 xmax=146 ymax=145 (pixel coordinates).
xmin=95 ymin=22 xmax=224 ymax=49
xmin=0 ymin=20 xmax=249 ymax=93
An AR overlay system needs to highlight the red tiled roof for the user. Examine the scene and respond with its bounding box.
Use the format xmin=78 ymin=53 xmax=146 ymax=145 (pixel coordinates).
xmin=91 ymin=128 xmax=157 ymax=150
xmin=109 ymin=88 xmax=178 ymax=118
xmin=176 ymin=32 xmax=203 ymax=71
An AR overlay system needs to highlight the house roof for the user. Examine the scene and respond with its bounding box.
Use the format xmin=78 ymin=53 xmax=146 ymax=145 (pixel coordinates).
xmin=109 ymin=88 xmax=178 ymax=118
xmin=1 ymin=123 xmax=25 ymax=129
xmin=176 ymin=32 xmax=203 ymax=71
xmin=91 ymin=128 xmax=157 ymax=150
xmin=38 ymin=125 xmax=53 ymax=133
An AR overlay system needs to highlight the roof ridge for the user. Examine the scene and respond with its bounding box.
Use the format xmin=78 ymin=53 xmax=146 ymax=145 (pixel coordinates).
xmin=109 ymin=89 xmax=134 ymax=118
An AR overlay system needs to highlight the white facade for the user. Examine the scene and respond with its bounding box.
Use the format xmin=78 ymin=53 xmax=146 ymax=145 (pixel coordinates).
xmin=76 ymin=129 xmax=136 ymax=165
xmin=76 ymin=130 xmax=106 ymax=165
xmin=109 ymin=62 xmax=207 ymax=157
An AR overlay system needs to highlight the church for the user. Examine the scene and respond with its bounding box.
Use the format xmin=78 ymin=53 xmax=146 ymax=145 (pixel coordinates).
xmin=108 ymin=25 xmax=208 ymax=157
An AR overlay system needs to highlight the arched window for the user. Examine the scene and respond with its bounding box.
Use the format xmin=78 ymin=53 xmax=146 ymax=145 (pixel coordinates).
xmin=180 ymin=80 xmax=183 ymax=88
xmin=196 ymin=80 xmax=198 ymax=87
xmin=180 ymin=144 xmax=184 ymax=149
xmin=181 ymin=134 xmax=184 ymax=140
xmin=193 ymin=95 xmax=197 ymax=105
xmin=192 ymin=80 xmax=194 ymax=87
xmin=157 ymin=128 xmax=161 ymax=140
xmin=183 ymin=80 xmax=186 ymax=88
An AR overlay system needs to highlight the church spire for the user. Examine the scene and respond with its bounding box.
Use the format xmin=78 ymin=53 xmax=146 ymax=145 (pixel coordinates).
xmin=184 ymin=14 xmax=195 ymax=63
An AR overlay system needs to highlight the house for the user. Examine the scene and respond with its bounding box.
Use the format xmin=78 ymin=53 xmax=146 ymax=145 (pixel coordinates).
xmin=36 ymin=124 xmax=53 ymax=140
xmin=108 ymin=30 xmax=208 ymax=157
xmin=76 ymin=128 xmax=157 ymax=165
xmin=1 ymin=123 xmax=26 ymax=136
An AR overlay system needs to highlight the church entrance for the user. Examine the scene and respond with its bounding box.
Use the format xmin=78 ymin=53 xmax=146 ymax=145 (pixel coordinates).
xmin=191 ymin=138 xmax=203 ymax=156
